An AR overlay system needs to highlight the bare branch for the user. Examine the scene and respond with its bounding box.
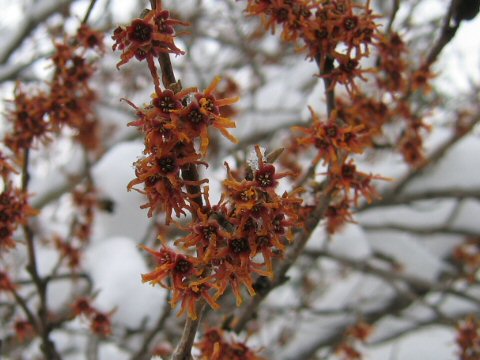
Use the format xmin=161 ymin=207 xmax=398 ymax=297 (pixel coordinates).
xmin=0 ymin=0 xmax=76 ymax=64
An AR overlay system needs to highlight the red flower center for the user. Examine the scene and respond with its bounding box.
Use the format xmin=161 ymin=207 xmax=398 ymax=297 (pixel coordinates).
xmin=255 ymin=164 xmax=276 ymax=188
xmin=343 ymin=16 xmax=359 ymax=31
xmin=174 ymin=258 xmax=192 ymax=274
xmin=129 ymin=20 xmax=153 ymax=43
xmin=157 ymin=156 xmax=177 ymax=174
xmin=230 ymin=238 xmax=250 ymax=255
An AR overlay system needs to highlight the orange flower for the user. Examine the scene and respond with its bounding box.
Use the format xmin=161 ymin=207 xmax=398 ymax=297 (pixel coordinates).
xmin=250 ymin=234 xmax=277 ymax=273
xmin=196 ymin=328 xmax=266 ymax=360
xmin=176 ymin=210 xmax=230 ymax=262
xmin=128 ymin=155 xmax=208 ymax=221
xmin=0 ymin=151 xmax=17 ymax=180
xmin=0 ymin=271 xmax=15 ymax=293
xmin=72 ymin=297 xmax=95 ymax=317
xmin=55 ymin=237 xmax=82 ymax=269
xmin=171 ymin=77 xmax=239 ymax=155
xmin=0 ymin=185 xmax=38 ymax=252
xmin=325 ymin=198 xmax=356 ymax=234
xmin=457 ymin=316 xmax=480 ymax=360
xmin=14 ymin=319 xmax=36 ymax=342
xmin=329 ymin=159 xmax=388 ymax=205
xmin=112 ymin=4 xmax=188 ymax=89
xmin=5 ymin=86 xmax=50 ymax=154
xmin=212 ymin=260 xmax=265 ymax=306
xmin=112 ymin=8 xmax=187 ymax=65
xmin=141 ymin=245 xmax=201 ymax=290
xmin=76 ymin=24 xmax=105 ymax=51
xmin=324 ymin=53 xmax=371 ymax=94
xmin=90 ymin=311 xmax=113 ymax=337
xmin=170 ymin=282 xmax=220 ymax=320
xmin=293 ymin=107 xmax=367 ymax=166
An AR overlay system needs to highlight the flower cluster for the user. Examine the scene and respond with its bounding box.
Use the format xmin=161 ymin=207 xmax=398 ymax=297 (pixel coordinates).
xmin=0 ymin=185 xmax=37 ymax=252
xmin=72 ymin=297 xmax=114 ymax=337
xmin=325 ymin=198 xmax=355 ymax=234
xmin=125 ymin=76 xmax=238 ymax=222
xmin=142 ymin=148 xmax=303 ymax=317
xmin=114 ymin=1 xmax=296 ymax=320
xmin=112 ymin=0 xmax=188 ymax=90
xmin=375 ymin=32 xmax=434 ymax=167
xmin=4 ymin=86 xmax=50 ymax=154
xmin=114 ymin=0 xmax=303 ymax=323
xmin=454 ymin=238 xmax=480 ymax=283
xmin=4 ymin=25 xmax=104 ymax=154
xmin=251 ymin=1 xmax=438 ymax=234
xmin=291 ymin=103 xmax=385 ymax=231
xmin=457 ymin=316 xmax=480 ymax=360
xmin=195 ymin=328 xmax=265 ymax=360
xmin=110 ymin=2 xmax=311 ymax=321
xmin=54 ymin=236 xmax=82 ymax=270
xmin=328 ymin=159 xmax=387 ymax=205
xmin=336 ymin=321 xmax=373 ymax=360
xmin=293 ymin=107 xmax=369 ymax=166
xmin=49 ymin=25 xmax=104 ymax=150
xmin=336 ymin=95 xmax=389 ymax=137
xmin=376 ymin=32 xmax=408 ymax=92
xmin=245 ymin=0 xmax=379 ymax=82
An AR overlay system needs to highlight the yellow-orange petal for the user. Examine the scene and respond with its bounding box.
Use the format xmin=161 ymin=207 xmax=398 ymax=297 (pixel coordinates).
xmin=205 ymin=76 xmax=222 ymax=95
xmin=215 ymin=96 xmax=239 ymax=107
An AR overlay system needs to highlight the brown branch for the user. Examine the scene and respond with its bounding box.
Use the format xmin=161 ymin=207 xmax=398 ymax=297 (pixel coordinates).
xmin=159 ymin=53 xmax=177 ymax=89
xmin=285 ymin=249 xmax=479 ymax=359
xmin=131 ymin=296 xmax=173 ymax=360
xmin=369 ymin=314 xmax=466 ymax=346
xmin=16 ymin=272 xmax=92 ymax=287
xmin=171 ymin=304 xmax=207 ymax=360
xmin=362 ymin=187 xmax=480 ymax=209
xmin=0 ymin=0 xmax=75 ymax=64
xmin=81 ymin=0 xmax=99 ymax=24
xmin=21 ymin=149 xmax=61 ymax=359
xmin=293 ymin=56 xmax=336 ymax=190
xmin=385 ymin=0 xmax=401 ymax=34
xmin=359 ymin=114 xmax=480 ymax=211
xmin=321 ymin=56 xmax=336 ymax=117
xmin=363 ymin=223 xmax=480 ymax=238
xmin=10 ymin=287 xmax=39 ymax=333
xmin=425 ymin=0 xmax=459 ymax=66
xmin=305 ymin=250 xmax=480 ymax=306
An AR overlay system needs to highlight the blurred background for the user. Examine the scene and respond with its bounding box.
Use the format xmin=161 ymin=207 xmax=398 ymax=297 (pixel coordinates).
xmin=1 ymin=0 xmax=480 ymax=359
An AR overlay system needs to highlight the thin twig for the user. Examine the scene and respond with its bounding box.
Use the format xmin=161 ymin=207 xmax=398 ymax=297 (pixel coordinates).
xmin=359 ymin=115 xmax=480 ymax=211
xmin=0 ymin=0 xmax=74 ymax=64
xmin=425 ymin=0 xmax=458 ymax=66
xmin=22 ymin=149 xmax=61 ymax=359
xmin=171 ymin=304 xmax=207 ymax=360
xmin=82 ymin=0 xmax=99 ymax=24
xmin=10 ymin=288 xmax=39 ymax=333
xmin=363 ymin=223 xmax=480 ymax=238
xmin=132 ymin=296 xmax=173 ymax=360
xmin=385 ymin=0 xmax=401 ymax=34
